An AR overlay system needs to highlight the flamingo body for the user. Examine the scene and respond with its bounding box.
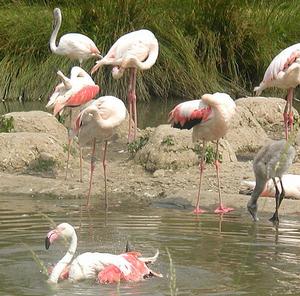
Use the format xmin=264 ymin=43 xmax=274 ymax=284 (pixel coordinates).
xmin=47 ymin=66 xmax=100 ymax=116
xmin=45 ymin=223 xmax=161 ymax=284
xmin=91 ymin=29 xmax=159 ymax=142
xmin=50 ymin=8 xmax=100 ymax=64
xmin=91 ymin=29 xmax=159 ymax=77
xmin=169 ymin=93 xmax=236 ymax=214
xmin=254 ymin=43 xmax=300 ymax=139
xmin=241 ymin=174 xmax=300 ymax=199
xmin=73 ymin=96 xmax=127 ymax=207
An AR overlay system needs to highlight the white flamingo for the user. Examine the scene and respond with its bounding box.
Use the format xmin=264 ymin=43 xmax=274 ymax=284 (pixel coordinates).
xmin=50 ymin=7 xmax=101 ymax=65
xmin=169 ymin=92 xmax=236 ymax=214
xmin=45 ymin=223 xmax=161 ymax=284
xmin=91 ymin=29 xmax=159 ymax=142
xmin=46 ymin=66 xmax=100 ymax=181
xmin=254 ymin=43 xmax=300 ymax=139
xmin=73 ymin=96 xmax=127 ymax=208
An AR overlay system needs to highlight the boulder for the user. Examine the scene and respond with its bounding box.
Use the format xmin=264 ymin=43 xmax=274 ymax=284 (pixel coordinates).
xmin=134 ymin=124 xmax=237 ymax=172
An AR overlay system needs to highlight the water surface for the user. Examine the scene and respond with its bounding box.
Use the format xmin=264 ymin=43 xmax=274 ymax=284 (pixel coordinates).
xmin=1 ymin=194 xmax=300 ymax=295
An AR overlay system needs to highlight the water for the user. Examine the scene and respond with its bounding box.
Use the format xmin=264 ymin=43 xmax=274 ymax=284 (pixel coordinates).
xmin=1 ymin=194 xmax=300 ymax=295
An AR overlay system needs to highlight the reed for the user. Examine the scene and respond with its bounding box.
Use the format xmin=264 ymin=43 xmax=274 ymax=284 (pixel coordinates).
xmin=1 ymin=0 xmax=300 ymax=103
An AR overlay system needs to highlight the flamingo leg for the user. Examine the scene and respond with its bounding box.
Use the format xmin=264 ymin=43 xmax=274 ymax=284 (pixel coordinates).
xmin=193 ymin=140 xmax=206 ymax=214
xmin=283 ymin=88 xmax=294 ymax=140
xmin=214 ymin=140 xmax=234 ymax=214
xmin=87 ymin=138 xmax=96 ymax=208
xmin=65 ymin=109 xmax=73 ymax=180
xmin=127 ymin=68 xmax=137 ymax=142
xmin=269 ymin=177 xmax=281 ymax=226
xmin=79 ymin=148 xmax=83 ymax=183
xmin=103 ymin=140 xmax=108 ymax=210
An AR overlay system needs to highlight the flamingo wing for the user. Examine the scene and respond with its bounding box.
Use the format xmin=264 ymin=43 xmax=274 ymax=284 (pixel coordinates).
xmin=263 ymin=43 xmax=300 ymax=83
xmin=169 ymin=100 xmax=211 ymax=130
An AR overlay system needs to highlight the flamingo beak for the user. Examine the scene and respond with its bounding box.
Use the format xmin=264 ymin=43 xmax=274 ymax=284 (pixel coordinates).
xmin=45 ymin=230 xmax=58 ymax=250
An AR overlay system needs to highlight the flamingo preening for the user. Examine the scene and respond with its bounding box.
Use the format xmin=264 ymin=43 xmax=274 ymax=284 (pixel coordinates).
xmin=91 ymin=29 xmax=159 ymax=142
xmin=50 ymin=7 xmax=101 ymax=65
xmin=46 ymin=66 xmax=100 ymax=181
xmin=45 ymin=223 xmax=162 ymax=284
xmin=247 ymin=139 xmax=296 ymax=226
xmin=73 ymin=96 xmax=127 ymax=209
xmin=254 ymin=43 xmax=300 ymax=139
xmin=169 ymin=93 xmax=236 ymax=214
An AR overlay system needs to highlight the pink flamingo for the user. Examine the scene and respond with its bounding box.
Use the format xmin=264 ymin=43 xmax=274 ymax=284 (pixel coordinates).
xmin=46 ymin=66 xmax=100 ymax=180
xmin=254 ymin=43 xmax=300 ymax=139
xmin=169 ymin=92 xmax=236 ymax=214
xmin=73 ymin=96 xmax=127 ymax=209
xmin=91 ymin=29 xmax=159 ymax=142
xmin=50 ymin=8 xmax=101 ymax=65
xmin=45 ymin=223 xmax=162 ymax=284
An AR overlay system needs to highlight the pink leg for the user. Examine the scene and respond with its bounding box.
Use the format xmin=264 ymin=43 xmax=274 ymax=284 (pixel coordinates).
xmin=193 ymin=140 xmax=206 ymax=214
xmin=65 ymin=109 xmax=73 ymax=180
xmin=214 ymin=140 xmax=234 ymax=214
xmin=103 ymin=140 xmax=108 ymax=210
xmin=79 ymin=148 xmax=83 ymax=183
xmin=283 ymin=88 xmax=294 ymax=140
xmin=127 ymin=68 xmax=137 ymax=143
xmin=86 ymin=139 xmax=96 ymax=208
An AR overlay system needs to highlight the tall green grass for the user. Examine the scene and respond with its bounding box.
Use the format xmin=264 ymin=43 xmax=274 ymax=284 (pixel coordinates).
xmin=1 ymin=0 xmax=300 ymax=103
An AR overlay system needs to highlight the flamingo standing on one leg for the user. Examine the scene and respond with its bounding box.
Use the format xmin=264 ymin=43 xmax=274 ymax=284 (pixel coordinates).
xmin=50 ymin=7 xmax=101 ymax=65
xmin=46 ymin=66 xmax=100 ymax=180
xmin=45 ymin=223 xmax=162 ymax=284
xmin=254 ymin=43 xmax=300 ymax=139
xmin=91 ymin=29 xmax=159 ymax=142
xmin=73 ymin=96 xmax=127 ymax=209
xmin=169 ymin=92 xmax=236 ymax=214
xmin=247 ymin=139 xmax=296 ymax=226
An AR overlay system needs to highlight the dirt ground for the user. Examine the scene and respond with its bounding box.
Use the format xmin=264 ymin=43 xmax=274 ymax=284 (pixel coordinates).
xmin=1 ymin=96 xmax=300 ymax=220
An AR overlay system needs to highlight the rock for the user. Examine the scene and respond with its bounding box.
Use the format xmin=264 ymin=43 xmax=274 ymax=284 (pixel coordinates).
xmin=134 ymin=124 xmax=236 ymax=172
xmin=0 ymin=132 xmax=66 ymax=175
xmin=4 ymin=111 xmax=68 ymax=144
xmin=153 ymin=169 xmax=165 ymax=178
xmin=225 ymin=104 xmax=268 ymax=154
xmin=235 ymin=96 xmax=299 ymax=139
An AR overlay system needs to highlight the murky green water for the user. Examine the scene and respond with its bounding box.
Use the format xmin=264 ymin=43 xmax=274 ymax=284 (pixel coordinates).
xmin=1 ymin=194 xmax=300 ymax=295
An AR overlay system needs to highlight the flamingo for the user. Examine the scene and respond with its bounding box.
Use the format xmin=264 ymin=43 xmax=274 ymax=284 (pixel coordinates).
xmin=247 ymin=139 xmax=296 ymax=226
xmin=73 ymin=96 xmax=127 ymax=209
xmin=169 ymin=92 xmax=236 ymax=214
xmin=91 ymin=29 xmax=159 ymax=142
xmin=50 ymin=7 xmax=101 ymax=65
xmin=254 ymin=43 xmax=300 ymax=139
xmin=45 ymin=223 xmax=162 ymax=284
xmin=46 ymin=66 xmax=100 ymax=181
xmin=241 ymin=174 xmax=300 ymax=199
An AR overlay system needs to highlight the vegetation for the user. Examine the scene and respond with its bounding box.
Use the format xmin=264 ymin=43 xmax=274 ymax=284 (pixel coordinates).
xmin=127 ymin=134 xmax=150 ymax=156
xmin=193 ymin=143 xmax=222 ymax=164
xmin=1 ymin=0 xmax=300 ymax=104
xmin=0 ymin=115 xmax=14 ymax=132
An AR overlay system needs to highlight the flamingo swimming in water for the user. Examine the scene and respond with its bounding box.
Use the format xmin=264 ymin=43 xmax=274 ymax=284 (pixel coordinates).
xmin=254 ymin=43 xmax=300 ymax=139
xmin=247 ymin=139 xmax=296 ymax=226
xmin=73 ymin=96 xmax=127 ymax=209
xmin=241 ymin=174 xmax=300 ymax=200
xmin=50 ymin=7 xmax=101 ymax=65
xmin=169 ymin=92 xmax=236 ymax=214
xmin=46 ymin=66 xmax=100 ymax=181
xmin=45 ymin=223 xmax=162 ymax=284
xmin=91 ymin=29 xmax=159 ymax=142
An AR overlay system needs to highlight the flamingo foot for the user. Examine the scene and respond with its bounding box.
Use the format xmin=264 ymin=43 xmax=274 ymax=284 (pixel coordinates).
xmin=193 ymin=207 xmax=206 ymax=214
xmin=214 ymin=205 xmax=234 ymax=214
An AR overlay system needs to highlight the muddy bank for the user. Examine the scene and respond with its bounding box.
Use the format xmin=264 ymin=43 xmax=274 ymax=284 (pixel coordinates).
xmin=1 ymin=97 xmax=300 ymax=219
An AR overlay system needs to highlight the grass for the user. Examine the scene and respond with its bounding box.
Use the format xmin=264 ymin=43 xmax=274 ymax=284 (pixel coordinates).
xmin=0 ymin=115 xmax=14 ymax=132
xmin=1 ymin=1 xmax=300 ymax=103
xmin=127 ymin=134 xmax=150 ymax=156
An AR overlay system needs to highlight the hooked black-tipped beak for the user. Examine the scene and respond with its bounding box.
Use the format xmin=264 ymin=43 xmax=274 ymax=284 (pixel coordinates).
xmin=45 ymin=236 xmax=51 ymax=250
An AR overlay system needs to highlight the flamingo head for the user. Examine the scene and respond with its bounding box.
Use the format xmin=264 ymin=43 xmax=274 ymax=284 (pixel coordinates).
xmin=45 ymin=223 xmax=75 ymax=249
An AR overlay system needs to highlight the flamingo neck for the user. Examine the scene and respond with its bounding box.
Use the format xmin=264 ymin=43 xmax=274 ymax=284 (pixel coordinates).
xmin=49 ymin=12 xmax=61 ymax=54
xmin=48 ymin=231 xmax=77 ymax=283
